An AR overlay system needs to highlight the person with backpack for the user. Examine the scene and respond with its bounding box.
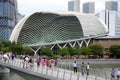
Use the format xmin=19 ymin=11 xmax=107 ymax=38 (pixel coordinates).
xmin=81 ymin=62 xmax=85 ymax=76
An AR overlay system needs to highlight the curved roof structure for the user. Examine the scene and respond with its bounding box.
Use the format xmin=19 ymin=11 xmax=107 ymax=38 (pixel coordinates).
xmin=10 ymin=11 xmax=108 ymax=47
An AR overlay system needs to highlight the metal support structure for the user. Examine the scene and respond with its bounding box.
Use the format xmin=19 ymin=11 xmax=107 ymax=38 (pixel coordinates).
xmin=50 ymin=44 xmax=55 ymax=50
xmin=31 ymin=46 xmax=41 ymax=54
xmin=57 ymin=44 xmax=62 ymax=49
xmin=69 ymin=41 xmax=76 ymax=48
xmin=76 ymin=40 xmax=84 ymax=47
xmin=84 ymin=39 xmax=91 ymax=47
xmin=48 ymin=38 xmax=92 ymax=50
xmin=63 ymin=43 xmax=68 ymax=48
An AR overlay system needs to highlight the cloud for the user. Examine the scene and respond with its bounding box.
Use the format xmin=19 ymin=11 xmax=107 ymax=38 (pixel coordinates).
xmin=17 ymin=0 xmax=70 ymax=15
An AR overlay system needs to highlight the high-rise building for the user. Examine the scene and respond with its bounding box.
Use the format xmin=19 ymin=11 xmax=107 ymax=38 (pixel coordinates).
xmin=105 ymin=1 xmax=118 ymax=11
xmin=68 ymin=0 xmax=80 ymax=12
xmin=96 ymin=10 xmax=120 ymax=37
xmin=18 ymin=13 xmax=25 ymax=22
xmin=68 ymin=0 xmax=74 ymax=11
xmin=74 ymin=0 xmax=80 ymax=12
xmin=68 ymin=0 xmax=120 ymax=13
xmin=0 ymin=0 xmax=18 ymax=40
xmin=83 ymin=2 xmax=95 ymax=13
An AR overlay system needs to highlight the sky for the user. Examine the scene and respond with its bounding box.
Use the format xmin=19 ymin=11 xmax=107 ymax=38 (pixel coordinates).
xmin=17 ymin=0 xmax=120 ymax=15
xmin=17 ymin=0 xmax=70 ymax=15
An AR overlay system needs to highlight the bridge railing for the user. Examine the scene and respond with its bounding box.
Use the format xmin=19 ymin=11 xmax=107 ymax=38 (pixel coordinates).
xmin=0 ymin=58 xmax=111 ymax=80
xmin=57 ymin=63 xmax=111 ymax=80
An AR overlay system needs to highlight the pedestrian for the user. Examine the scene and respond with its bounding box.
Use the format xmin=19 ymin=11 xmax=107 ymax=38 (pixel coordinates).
xmin=11 ymin=53 xmax=15 ymax=64
xmin=24 ymin=55 xmax=29 ymax=69
xmin=11 ymin=53 xmax=15 ymax=60
xmin=48 ymin=59 xmax=51 ymax=68
xmin=36 ymin=56 xmax=41 ymax=67
xmin=81 ymin=62 xmax=85 ymax=76
xmin=116 ymin=68 xmax=120 ymax=80
xmin=28 ymin=57 xmax=33 ymax=69
xmin=41 ymin=58 xmax=45 ymax=67
xmin=86 ymin=62 xmax=90 ymax=76
xmin=50 ymin=59 xmax=54 ymax=68
xmin=111 ymin=68 xmax=116 ymax=80
xmin=54 ymin=58 xmax=58 ymax=67
xmin=73 ymin=61 xmax=77 ymax=73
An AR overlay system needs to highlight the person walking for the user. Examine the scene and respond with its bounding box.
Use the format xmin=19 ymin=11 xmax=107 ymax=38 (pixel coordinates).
xmin=116 ymin=68 xmax=120 ymax=80
xmin=50 ymin=59 xmax=54 ymax=67
xmin=86 ymin=62 xmax=90 ymax=76
xmin=111 ymin=68 xmax=116 ymax=80
xmin=54 ymin=58 xmax=58 ymax=67
xmin=81 ymin=62 xmax=85 ymax=76
xmin=36 ymin=56 xmax=41 ymax=67
xmin=41 ymin=58 xmax=45 ymax=67
xmin=28 ymin=57 xmax=33 ymax=69
xmin=73 ymin=61 xmax=77 ymax=73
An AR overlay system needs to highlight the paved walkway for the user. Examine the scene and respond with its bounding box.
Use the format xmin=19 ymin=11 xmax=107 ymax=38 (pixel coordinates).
xmin=0 ymin=58 xmax=109 ymax=80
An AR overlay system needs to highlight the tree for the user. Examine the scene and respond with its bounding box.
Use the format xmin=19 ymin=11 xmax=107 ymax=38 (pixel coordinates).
xmin=89 ymin=44 xmax=104 ymax=58
xmin=0 ymin=40 xmax=11 ymax=53
xmin=10 ymin=42 xmax=23 ymax=55
xmin=22 ymin=46 xmax=32 ymax=55
xmin=1 ymin=47 xmax=11 ymax=53
xmin=109 ymin=45 xmax=120 ymax=58
xmin=80 ymin=47 xmax=91 ymax=58
xmin=58 ymin=48 xmax=69 ymax=57
xmin=0 ymin=40 xmax=32 ymax=55
xmin=68 ymin=47 xmax=79 ymax=56
xmin=40 ymin=48 xmax=52 ymax=56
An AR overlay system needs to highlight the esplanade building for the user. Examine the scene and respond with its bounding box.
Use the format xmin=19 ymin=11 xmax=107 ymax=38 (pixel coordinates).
xmin=10 ymin=11 xmax=108 ymax=53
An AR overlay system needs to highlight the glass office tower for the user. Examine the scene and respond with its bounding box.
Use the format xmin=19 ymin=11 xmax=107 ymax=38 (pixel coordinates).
xmin=68 ymin=0 xmax=74 ymax=11
xmin=0 ymin=0 xmax=18 ymax=40
xmin=105 ymin=1 xmax=118 ymax=11
xmin=83 ymin=2 xmax=95 ymax=13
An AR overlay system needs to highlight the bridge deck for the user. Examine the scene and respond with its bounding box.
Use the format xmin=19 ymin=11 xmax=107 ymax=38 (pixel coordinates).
xmin=0 ymin=58 xmax=109 ymax=80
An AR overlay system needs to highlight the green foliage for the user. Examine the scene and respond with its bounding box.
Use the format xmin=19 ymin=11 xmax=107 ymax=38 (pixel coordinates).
xmin=10 ymin=41 xmax=23 ymax=55
xmin=68 ymin=47 xmax=79 ymax=56
xmin=0 ymin=40 xmax=32 ymax=55
xmin=49 ymin=53 xmax=56 ymax=59
xmin=58 ymin=48 xmax=69 ymax=56
xmin=0 ymin=40 xmax=12 ymax=53
xmin=1 ymin=47 xmax=11 ymax=53
xmin=89 ymin=44 xmax=104 ymax=57
xmin=22 ymin=46 xmax=32 ymax=55
xmin=109 ymin=45 xmax=120 ymax=57
xmin=40 ymin=48 xmax=52 ymax=56
xmin=80 ymin=47 xmax=91 ymax=55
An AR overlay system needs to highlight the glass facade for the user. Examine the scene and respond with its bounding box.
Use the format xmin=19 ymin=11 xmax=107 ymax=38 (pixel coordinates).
xmin=0 ymin=0 xmax=17 ymax=40
xmin=83 ymin=2 xmax=95 ymax=13
xmin=105 ymin=1 xmax=118 ymax=11
xmin=68 ymin=1 xmax=74 ymax=11
xmin=10 ymin=11 xmax=108 ymax=46
xmin=74 ymin=0 xmax=80 ymax=12
xmin=18 ymin=13 xmax=83 ymax=45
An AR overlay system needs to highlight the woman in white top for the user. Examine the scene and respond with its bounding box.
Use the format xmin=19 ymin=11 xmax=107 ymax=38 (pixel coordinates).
xmin=73 ymin=61 xmax=77 ymax=73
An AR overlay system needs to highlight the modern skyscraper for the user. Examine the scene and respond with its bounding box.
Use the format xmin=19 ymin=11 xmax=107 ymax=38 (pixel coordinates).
xmin=96 ymin=10 xmax=120 ymax=37
xmin=18 ymin=13 xmax=24 ymax=22
xmin=74 ymin=0 xmax=80 ymax=12
xmin=105 ymin=1 xmax=118 ymax=11
xmin=68 ymin=0 xmax=80 ymax=12
xmin=68 ymin=0 xmax=74 ymax=11
xmin=0 ymin=0 xmax=18 ymax=40
xmin=68 ymin=0 xmax=120 ymax=13
xmin=83 ymin=2 xmax=95 ymax=13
